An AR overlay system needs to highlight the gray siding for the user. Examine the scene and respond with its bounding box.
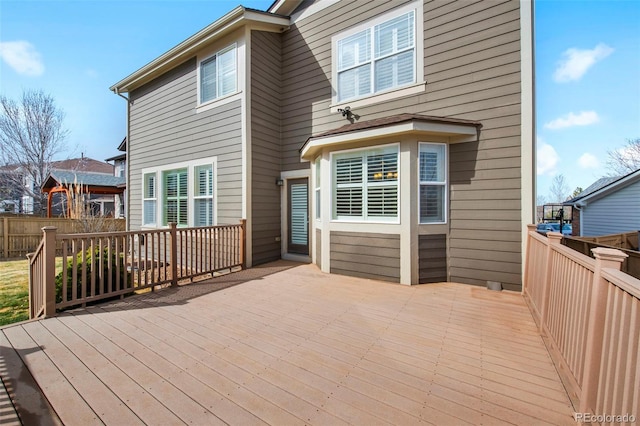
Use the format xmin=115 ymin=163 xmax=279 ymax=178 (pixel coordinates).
xmin=419 ymin=234 xmax=447 ymax=283
xmin=330 ymin=231 xmax=400 ymax=282
xmin=251 ymin=31 xmax=282 ymax=265
xmin=583 ymin=181 xmax=640 ymax=236
xmin=128 ymin=58 xmax=243 ymax=230
xmin=284 ymin=0 xmax=524 ymax=289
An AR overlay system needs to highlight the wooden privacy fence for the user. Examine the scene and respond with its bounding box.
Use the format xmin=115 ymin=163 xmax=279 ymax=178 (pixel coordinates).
xmin=563 ymin=235 xmax=640 ymax=280
xmin=1 ymin=216 xmax=126 ymax=259
xmin=28 ymin=220 xmax=245 ymax=319
xmin=524 ymin=225 xmax=640 ymax=421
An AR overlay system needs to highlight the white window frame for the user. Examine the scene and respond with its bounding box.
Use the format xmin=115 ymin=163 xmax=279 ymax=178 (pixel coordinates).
xmin=314 ymin=158 xmax=321 ymax=220
xmin=331 ymin=2 xmax=424 ymax=110
xmin=418 ymin=142 xmax=447 ymax=224
xmin=142 ymin=173 xmax=156 ymax=226
xmin=141 ymin=157 xmax=217 ymax=229
xmin=198 ymin=43 xmax=237 ymax=106
xmin=331 ymin=144 xmax=400 ymax=224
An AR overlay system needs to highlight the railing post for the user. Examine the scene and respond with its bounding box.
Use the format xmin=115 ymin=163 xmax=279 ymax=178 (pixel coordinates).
xmin=239 ymin=219 xmax=246 ymax=269
xmin=578 ymin=247 xmax=628 ymax=415
xmin=42 ymin=226 xmax=57 ymax=318
xmin=26 ymin=252 xmax=34 ymax=318
xmin=523 ymin=224 xmax=537 ymax=292
xmin=3 ymin=217 xmax=8 ymax=259
xmin=539 ymin=231 xmax=563 ymax=333
xmin=169 ymin=222 xmax=178 ymax=287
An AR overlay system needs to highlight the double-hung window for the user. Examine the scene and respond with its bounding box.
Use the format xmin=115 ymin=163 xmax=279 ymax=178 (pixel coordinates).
xmin=143 ymin=173 xmax=156 ymax=226
xmin=336 ymin=9 xmax=415 ymax=102
xmin=419 ymin=143 xmax=446 ymax=223
xmin=333 ymin=145 xmax=398 ymax=222
xmin=200 ymin=44 xmax=237 ymax=104
xmin=194 ymin=165 xmax=214 ymax=226
xmin=163 ymin=169 xmax=188 ymax=226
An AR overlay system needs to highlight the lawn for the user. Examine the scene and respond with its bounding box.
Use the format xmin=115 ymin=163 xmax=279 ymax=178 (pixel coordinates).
xmin=0 ymin=259 xmax=30 ymax=326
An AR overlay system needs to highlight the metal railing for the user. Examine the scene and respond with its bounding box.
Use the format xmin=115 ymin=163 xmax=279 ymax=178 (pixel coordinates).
xmin=523 ymin=225 xmax=639 ymax=420
xmin=28 ymin=220 xmax=246 ymax=317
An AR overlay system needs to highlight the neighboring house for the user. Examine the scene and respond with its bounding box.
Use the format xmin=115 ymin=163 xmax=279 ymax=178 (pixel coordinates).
xmin=41 ymin=170 xmax=125 ymax=217
xmin=564 ymin=169 xmax=640 ymax=237
xmin=110 ymin=0 xmax=535 ymax=290
xmin=105 ymin=137 xmax=127 ymax=219
xmin=0 ymin=156 xmax=115 ymax=215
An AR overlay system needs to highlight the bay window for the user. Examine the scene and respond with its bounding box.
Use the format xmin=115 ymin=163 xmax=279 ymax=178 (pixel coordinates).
xmin=333 ymin=145 xmax=399 ymax=222
xmin=419 ymin=143 xmax=446 ymax=223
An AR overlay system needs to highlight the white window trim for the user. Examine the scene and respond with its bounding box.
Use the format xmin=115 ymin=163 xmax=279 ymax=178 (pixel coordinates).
xmin=330 ymin=1 xmax=424 ymax=111
xmin=141 ymin=156 xmax=218 ymax=229
xmin=142 ymin=173 xmax=157 ymax=227
xmin=418 ymin=142 xmax=448 ymax=225
xmin=314 ymin=157 xmax=321 ymax=221
xmin=196 ymin=43 xmax=239 ymax=109
xmin=330 ymin=143 xmax=400 ymax=224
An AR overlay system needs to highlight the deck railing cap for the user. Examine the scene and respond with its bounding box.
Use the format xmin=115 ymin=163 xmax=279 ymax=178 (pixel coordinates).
xmin=591 ymin=247 xmax=629 ymax=263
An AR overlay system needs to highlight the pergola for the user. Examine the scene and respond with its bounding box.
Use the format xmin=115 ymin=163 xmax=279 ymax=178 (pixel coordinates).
xmin=42 ymin=170 xmax=125 ymax=218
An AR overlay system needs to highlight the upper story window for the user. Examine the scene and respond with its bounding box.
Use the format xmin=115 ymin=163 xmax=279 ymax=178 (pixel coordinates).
xmin=332 ymin=145 xmax=399 ymax=222
xmin=200 ymin=44 xmax=237 ymax=104
xmin=336 ymin=9 xmax=416 ymax=102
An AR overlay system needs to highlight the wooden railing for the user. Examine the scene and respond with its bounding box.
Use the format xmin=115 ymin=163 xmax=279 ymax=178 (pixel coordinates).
xmin=563 ymin=235 xmax=640 ymax=280
xmin=28 ymin=220 xmax=246 ymax=318
xmin=523 ymin=225 xmax=640 ymax=421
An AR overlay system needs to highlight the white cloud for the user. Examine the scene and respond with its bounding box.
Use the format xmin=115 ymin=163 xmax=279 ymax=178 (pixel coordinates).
xmin=578 ymin=153 xmax=599 ymax=169
xmin=544 ymin=111 xmax=600 ymax=130
xmin=0 ymin=40 xmax=44 ymax=76
xmin=537 ymin=140 xmax=559 ymax=176
xmin=553 ymin=43 xmax=613 ymax=83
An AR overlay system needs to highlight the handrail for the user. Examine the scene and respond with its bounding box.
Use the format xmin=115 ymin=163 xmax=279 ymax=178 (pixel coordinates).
xmin=28 ymin=220 xmax=246 ymax=318
xmin=523 ymin=226 xmax=639 ymax=420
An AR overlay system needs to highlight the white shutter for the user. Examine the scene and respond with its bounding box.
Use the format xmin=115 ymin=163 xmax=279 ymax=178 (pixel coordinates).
xmin=367 ymin=186 xmax=398 ymax=217
xmin=194 ymin=165 xmax=213 ymax=226
xmin=143 ymin=173 xmax=156 ymax=226
xmin=419 ymin=144 xmax=446 ymax=223
xmin=200 ymin=57 xmax=217 ymax=102
xmin=290 ymin=183 xmax=308 ymax=246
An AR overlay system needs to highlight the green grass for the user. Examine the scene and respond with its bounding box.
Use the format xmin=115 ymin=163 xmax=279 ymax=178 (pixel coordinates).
xmin=0 ymin=259 xmax=30 ymax=326
xmin=0 ymin=258 xmax=63 ymax=326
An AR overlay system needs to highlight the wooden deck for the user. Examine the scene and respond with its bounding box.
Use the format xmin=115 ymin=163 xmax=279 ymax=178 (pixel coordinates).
xmin=2 ymin=261 xmax=576 ymax=425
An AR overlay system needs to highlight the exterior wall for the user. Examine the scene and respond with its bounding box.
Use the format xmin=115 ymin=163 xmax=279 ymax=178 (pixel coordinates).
xmin=582 ymin=182 xmax=640 ymax=236
xmin=129 ymin=58 xmax=243 ymax=230
xmin=419 ymin=234 xmax=447 ymax=283
xmin=316 ymin=228 xmax=322 ymax=269
xmin=330 ymin=231 xmax=400 ymax=282
xmin=251 ymin=31 xmax=282 ymax=264
xmin=288 ymin=0 xmax=524 ymax=289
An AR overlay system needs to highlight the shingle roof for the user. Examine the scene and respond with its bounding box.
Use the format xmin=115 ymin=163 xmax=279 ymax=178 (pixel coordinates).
xmin=565 ymin=176 xmax=621 ymax=204
xmin=311 ymin=113 xmax=482 ymax=139
xmin=43 ymin=170 xmax=125 ymax=189
xmin=51 ymin=157 xmax=114 ymax=174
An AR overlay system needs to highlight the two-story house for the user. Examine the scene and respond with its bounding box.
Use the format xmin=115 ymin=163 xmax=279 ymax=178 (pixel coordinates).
xmin=110 ymin=0 xmax=534 ymax=290
xmin=105 ymin=137 xmax=127 ymax=218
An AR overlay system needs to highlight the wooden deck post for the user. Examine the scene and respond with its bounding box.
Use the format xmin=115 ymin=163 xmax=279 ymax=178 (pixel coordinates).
xmin=3 ymin=217 xmax=8 ymax=259
xmin=239 ymin=219 xmax=246 ymax=269
xmin=578 ymin=247 xmax=628 ymax=415
xmin=523 ymin=224 xmax=537 ymax=292
xmin=539 ymin=231 xmax=563 ymax=333
xmin=42 ymin=226 xmax=57 ymax=318
xmin=169 ymin=222 xmax=178 ymax=287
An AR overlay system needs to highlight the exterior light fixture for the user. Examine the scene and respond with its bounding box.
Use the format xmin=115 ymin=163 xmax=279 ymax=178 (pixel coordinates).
xmin=276 ymin=178 xmax=284 ymax=186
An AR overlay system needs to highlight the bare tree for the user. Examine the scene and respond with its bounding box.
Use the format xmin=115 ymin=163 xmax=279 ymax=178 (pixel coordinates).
xmin=606 ymin=138 xmax=640 ymax=175
xmin=0 ymin=89 xmax=69 ymax=215
xmin=548 ymin=174 xmax=570 ymax=203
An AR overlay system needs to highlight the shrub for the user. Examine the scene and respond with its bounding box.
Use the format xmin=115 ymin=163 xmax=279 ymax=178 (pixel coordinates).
xmin=55 ymin=246 xmax=130 ymax=304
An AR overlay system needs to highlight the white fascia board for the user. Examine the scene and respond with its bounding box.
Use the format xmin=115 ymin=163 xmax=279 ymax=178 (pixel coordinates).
xmin=300 ymin=121 xmax=478 ymax=160
xmin=110 ymin=8 xmax=289 ymax=93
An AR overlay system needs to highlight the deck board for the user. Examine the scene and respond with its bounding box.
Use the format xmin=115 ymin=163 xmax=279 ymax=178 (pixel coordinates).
xmin=2 ymin=261 xmax=576 ymax=425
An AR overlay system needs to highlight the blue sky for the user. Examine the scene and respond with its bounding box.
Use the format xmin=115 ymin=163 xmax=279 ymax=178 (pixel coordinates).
xmin=1 ymin=0 xmax=639 ymax=201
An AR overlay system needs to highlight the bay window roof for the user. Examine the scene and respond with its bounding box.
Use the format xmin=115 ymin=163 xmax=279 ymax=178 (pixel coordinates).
xmin=300 ymin=113 xmax=482 ymax=161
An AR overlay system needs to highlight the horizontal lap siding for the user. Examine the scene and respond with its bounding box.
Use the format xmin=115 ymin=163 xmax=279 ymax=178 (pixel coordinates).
xmin=419 ymin=234 xmax=447 ymax=283
xmin=330 ymin=231 xmax=400 ymax=283
xmin=582 ymin=182 xmax=640 ymax=236
xmin=251 ymin=31 xmax=282 ymax=265
xmin=287 ymin=0 xmax=523 ymax=289
xmin=129 ymin=58 xmax=243 ymax=230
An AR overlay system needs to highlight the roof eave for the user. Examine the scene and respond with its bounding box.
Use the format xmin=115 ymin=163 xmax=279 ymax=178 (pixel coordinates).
xmin=300 ymin=120 xmax=479 ymax=161
xmin=574 ymin=169 xmax=640 ymax=205
xmin=110 ymin=7 xmax=290 ymax=94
